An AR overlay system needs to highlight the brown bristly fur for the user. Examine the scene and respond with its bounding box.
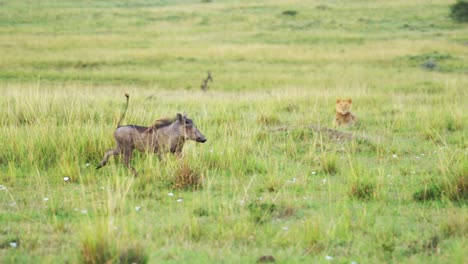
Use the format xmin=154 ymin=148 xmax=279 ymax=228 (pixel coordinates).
xmin=144 ymin=117 xmax=177 ymax=133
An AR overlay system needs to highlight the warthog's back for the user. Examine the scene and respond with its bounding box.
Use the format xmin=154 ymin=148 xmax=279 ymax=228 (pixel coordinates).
xmin=114 ymin=125 xmax=158 ymax=152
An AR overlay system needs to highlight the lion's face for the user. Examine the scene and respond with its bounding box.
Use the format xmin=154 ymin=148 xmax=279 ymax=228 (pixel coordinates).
xmin=336 ymin=99 xmax=352 ymax=115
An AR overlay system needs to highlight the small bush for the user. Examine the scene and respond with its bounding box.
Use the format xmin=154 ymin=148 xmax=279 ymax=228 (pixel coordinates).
xmin=413 ymin=182 xmax=443 ymax=201
xmin=438 ymin=149 xmax=467 ymax=198
xmin=193 ymin=207 xmax=209 ymax=217
xmin=450 ymin=174 xmax=468 ymax=201
xmin=446 ymin=117 xmax=462 ymax=131
xmin=257 ymin=113 xmax=280 ymax=125
xmin=263 ymin=176 xmax=283 ymax=193
xmin=450 ymin=1 xmax=468 ymax=22
xmin=275 ymin=205 xmax=296 ymax=218
xmin=319 ymin=153 xmax=338 ymax=175
xmin=257 ymin=255 xmax=276 ymax=263
xmin=413 ymin=175 xmax=467 ymax=202
xmin=81 ymin=240 xmax=147 ymax=264
xmin=422 ymin=235 xmax=440 ymax=254
xmin=172 ymin=161 xmax=202 ymax=191
xmin=349 ymin=181 xmax=377 ymax=201
xmin=118 ymin=246 xmax=148 ymax=264
xmin=421 ymin=61 xmax=437 ymax=70
xmin=282 ymin=10 xmax=298 ymax=16
xmin=282 ymin=103 xmax=298 ymax=113
xmin=80 ymin=226 xmax=148 ymax=264
xmin=440 ymin=209 xmax=468 ymax=237
xmin=248 ymin=201 xmax=276 ymax=224
xmin=81 ymin=230 xmax=113 ymax=263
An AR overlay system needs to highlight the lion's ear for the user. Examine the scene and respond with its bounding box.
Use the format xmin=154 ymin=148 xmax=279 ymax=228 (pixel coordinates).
xmin=336 ymin=99 xmax=341 ymax=103
xmin=346 ymin=98 xmax=352 ymax=103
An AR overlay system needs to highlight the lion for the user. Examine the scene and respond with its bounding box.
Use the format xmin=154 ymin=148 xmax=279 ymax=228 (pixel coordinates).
xmin=333 ymin=98 xmax=356 ymax=127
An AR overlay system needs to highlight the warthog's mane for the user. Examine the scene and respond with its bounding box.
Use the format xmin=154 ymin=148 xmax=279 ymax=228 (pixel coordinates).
xmin=145 ymin=116 xmax=177 ymax=132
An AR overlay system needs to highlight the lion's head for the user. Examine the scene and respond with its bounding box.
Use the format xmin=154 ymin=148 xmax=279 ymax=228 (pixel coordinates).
xmin=336 ymin=98 xmax=352 ymax=115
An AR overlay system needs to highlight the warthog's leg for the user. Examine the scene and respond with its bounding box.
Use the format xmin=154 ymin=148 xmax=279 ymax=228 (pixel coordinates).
xmin=170 ymin=142 xmax=184 ymax=159
xmin=96 ymin=149 xmax=120 ymax=169
xmin=123 ymin=148 xmax=138 ymax=176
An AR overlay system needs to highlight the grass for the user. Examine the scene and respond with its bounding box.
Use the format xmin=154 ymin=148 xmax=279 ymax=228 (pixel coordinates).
xmin=0 ymin=0 xmax=467 ymax=263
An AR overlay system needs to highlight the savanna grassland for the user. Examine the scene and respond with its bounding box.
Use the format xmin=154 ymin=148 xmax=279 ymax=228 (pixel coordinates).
xmin=0 ymin=0 xmax=467 ymax=263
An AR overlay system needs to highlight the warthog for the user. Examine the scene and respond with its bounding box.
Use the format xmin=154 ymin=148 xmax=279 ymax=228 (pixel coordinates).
xmin=97 ymin=93 xmax=207 ymax=175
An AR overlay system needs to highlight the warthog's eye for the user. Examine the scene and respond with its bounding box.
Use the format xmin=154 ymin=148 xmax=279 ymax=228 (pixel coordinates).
xmin=185 ymin=119 xmax=193 ymax=125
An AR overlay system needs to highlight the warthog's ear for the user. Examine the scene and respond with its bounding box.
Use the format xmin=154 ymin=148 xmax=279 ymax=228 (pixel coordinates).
xmin=346 ymin=98 xmax=352 ymax=103
xmin=336 ymin=99 xmax=342 ymax=103
xmin=177 ymin=113 xmax=184 ymax=122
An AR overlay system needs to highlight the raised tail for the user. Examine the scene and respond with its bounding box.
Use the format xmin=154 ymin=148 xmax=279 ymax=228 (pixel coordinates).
xmin=117 ymin=93 xmax=130 ymax=128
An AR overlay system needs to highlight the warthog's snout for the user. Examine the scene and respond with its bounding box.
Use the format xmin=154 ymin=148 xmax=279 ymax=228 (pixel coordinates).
xmin=196 ymin=137 xmax=207 ymax=143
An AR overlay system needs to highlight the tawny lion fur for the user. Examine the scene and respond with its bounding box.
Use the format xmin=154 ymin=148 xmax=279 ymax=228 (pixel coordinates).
xmin=334 ymin=98 xmax=356 ymax=127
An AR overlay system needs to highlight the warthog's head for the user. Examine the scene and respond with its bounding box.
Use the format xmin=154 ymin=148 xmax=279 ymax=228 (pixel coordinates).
xmin=177 ymin=113 xmax=207 ymax=143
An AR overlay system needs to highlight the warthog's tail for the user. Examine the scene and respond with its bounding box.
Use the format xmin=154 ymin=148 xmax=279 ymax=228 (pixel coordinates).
xmin=117 ymin=93 xmax=130 ymax=128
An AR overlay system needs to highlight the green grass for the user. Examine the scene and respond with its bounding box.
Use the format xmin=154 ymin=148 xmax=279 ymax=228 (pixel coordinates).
xmin=1 ymin=0 xmax=467 ymax=263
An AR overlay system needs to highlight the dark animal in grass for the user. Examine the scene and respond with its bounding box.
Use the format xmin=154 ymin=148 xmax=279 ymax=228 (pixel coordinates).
xmin=200 ymin=71 xmax=212 ymax=91
xmin=257 ymin=255 xmax=276 ymax=263
xmin=97 ymin=93 xmax=207 ymax=176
